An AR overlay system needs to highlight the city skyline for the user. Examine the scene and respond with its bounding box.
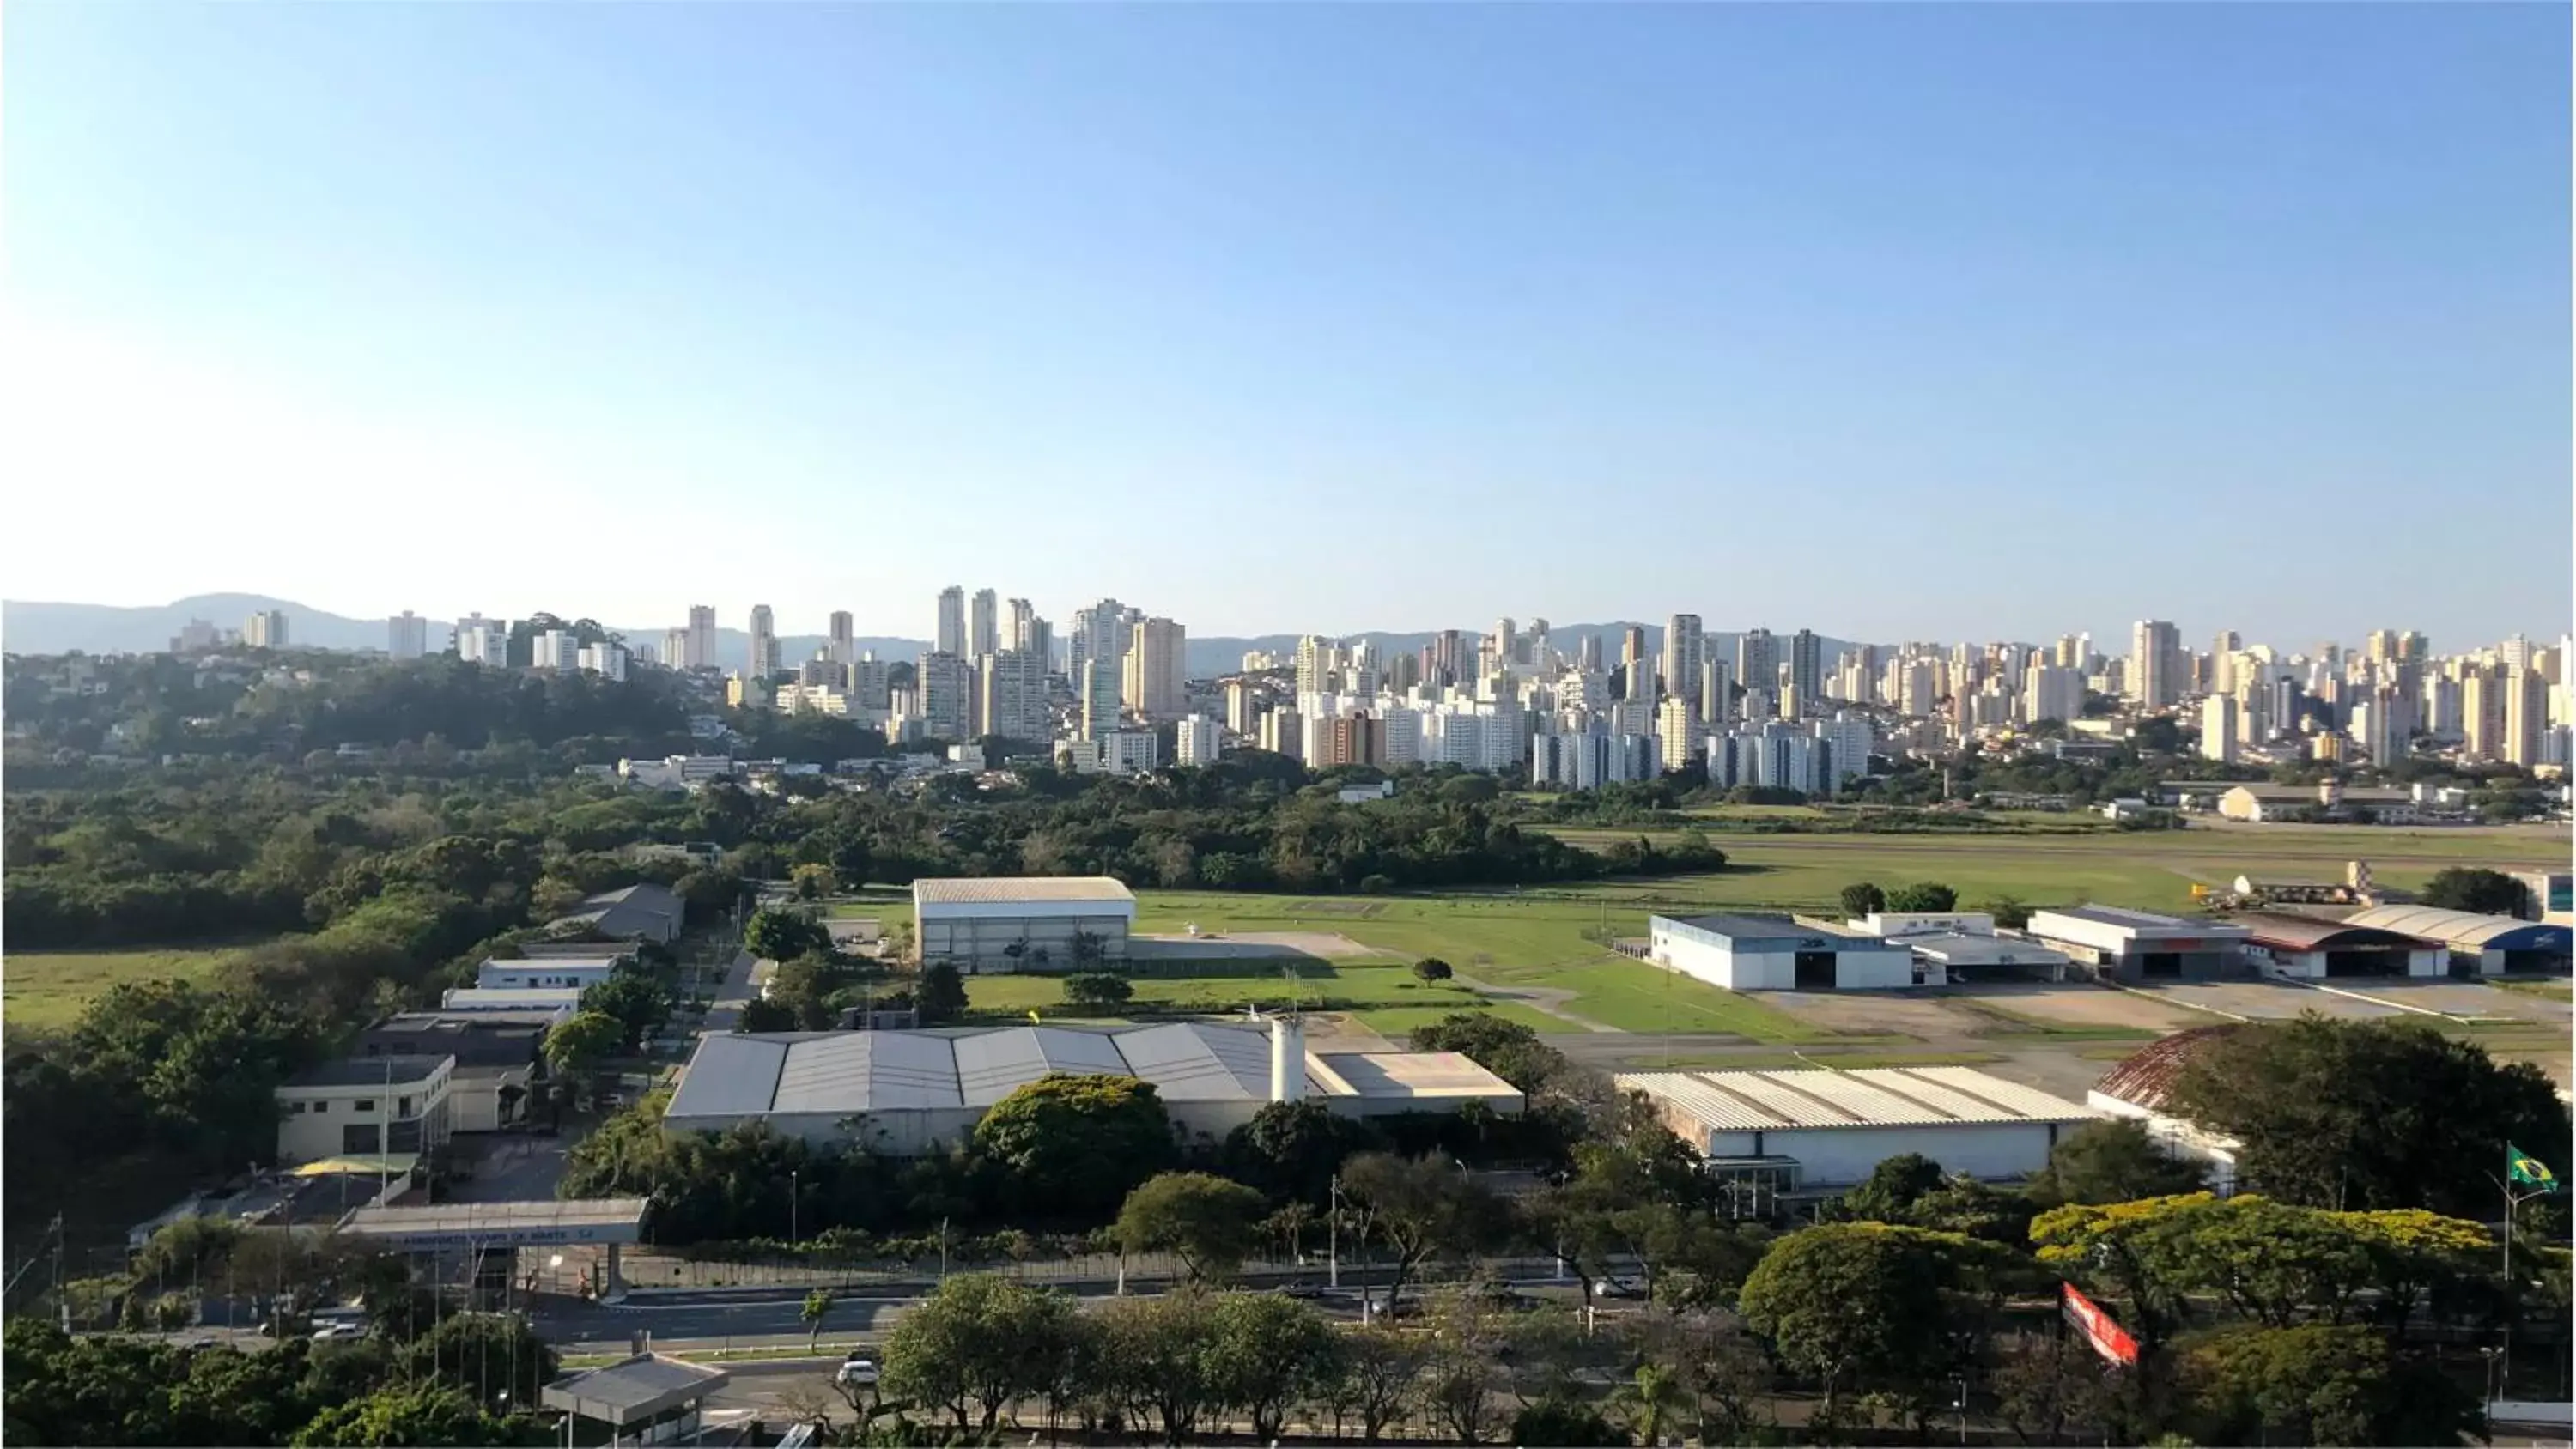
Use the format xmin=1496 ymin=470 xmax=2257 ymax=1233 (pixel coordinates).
xmin=5 ymin=4 xmax=2566 ymax=644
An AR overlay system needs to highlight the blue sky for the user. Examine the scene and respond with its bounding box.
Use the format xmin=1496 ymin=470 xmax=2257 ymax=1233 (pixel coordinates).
xmin=7 ymin=3 xmax=2566 ymax=650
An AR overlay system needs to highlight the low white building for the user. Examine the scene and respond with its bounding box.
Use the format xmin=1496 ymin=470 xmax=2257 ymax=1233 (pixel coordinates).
xmin=913 ymin=876 xmax=1136 ymax=973
xmin=1647 ymin=913 xmax=1916 ymax=991
xmin=1843 ymin=911 xmax=2072 ymax=983
xmin=476 ymin=956 xmax=627 ymax=991
xmin=440 ymin=987 xmax=586 ymax=1014
xmin=276 ymin=1056 xmax=456 ymax=1167
xmin=2026 ymin=905 xmax=2250 ymax=983
xmin=1619 ymin=1064 xmax=2098 ymax=1191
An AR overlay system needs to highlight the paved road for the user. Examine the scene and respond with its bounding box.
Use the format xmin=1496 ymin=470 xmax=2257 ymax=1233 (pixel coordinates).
xmin=701 ymin=949 xmax=759 ymax=1033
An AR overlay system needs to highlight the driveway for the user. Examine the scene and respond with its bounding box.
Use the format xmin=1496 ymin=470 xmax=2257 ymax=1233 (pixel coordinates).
xmin=2326 ymin=979 xmax=2574 ymax=1023
xmin=702 ymin=949 xmax=759 ymax=1033
xmin=2128 ymin=979 xmax=2403 ymax=1022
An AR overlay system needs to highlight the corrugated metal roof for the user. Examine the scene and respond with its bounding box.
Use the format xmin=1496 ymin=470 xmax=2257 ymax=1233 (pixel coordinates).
xmin=1619 ymin=1066 xmax=2097 ymax=1131
xmin=910 ymin=876 xmax=1136 ymax=906
xmin=775 ymin=1033 xmax=963 ymax=1113
xmin=952 ymin=1027 xmax=1132 ymax=1106
xmin=2227 ymin=911 xmax=2433 ymax=952
xmin=1114 ymin=1022 xmax=1270 ymax=1100
xmin=2346 ymin=905 xmax=2572 ymax=951
xmin=2090 ymin=1026 xmax=2246 ymax=1111
xmin=667 ymin=1034 xmax=792 ymax=1117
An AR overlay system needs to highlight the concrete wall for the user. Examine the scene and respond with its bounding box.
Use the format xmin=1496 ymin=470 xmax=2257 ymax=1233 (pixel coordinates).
xmin=1834 ymin=951 xmax=1916 ymax=990
xmin=1703 ymin=1122 xmax=2066 ymax=1187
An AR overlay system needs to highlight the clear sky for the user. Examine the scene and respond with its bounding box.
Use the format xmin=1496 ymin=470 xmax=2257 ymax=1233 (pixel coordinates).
xmin=5 ymin=3 xmax=2567 ymax=649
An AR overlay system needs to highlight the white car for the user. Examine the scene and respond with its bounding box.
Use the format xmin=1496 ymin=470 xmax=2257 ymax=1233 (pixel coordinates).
xmin=1593 ymin=1276 xmax=1645 ymax=1300
xmin=311 ymin=1321 xmax=366 ymax=1341
xmin=836 ymin=1354 xmax=880 ymax=1388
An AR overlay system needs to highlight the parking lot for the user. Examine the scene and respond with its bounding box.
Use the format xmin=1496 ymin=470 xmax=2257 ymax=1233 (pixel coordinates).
xmin=2128 ymin=979 xmax=2403 ymax=1022
xmin=2335 ymin=979 xmax=2576 ymax=1023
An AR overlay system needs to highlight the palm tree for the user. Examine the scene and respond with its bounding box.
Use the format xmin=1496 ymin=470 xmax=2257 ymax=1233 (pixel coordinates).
xmin=801 ymin=1288 xmax=834 ymax=1351
xmin=1613 ymin=1362 xmax=1692 ymax=1447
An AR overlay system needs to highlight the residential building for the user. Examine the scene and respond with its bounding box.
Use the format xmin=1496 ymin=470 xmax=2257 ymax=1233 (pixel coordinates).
xmin=916 ymin=651 xmax=972 ymax=742
xmin=686 ymin=606 xmax=716 ymax=670
xmin=245 ymin=609 xmax=289 ymax=650
xmin=1175 ymin=715 xmax=1220 ymax=766
xmin=1701 ymin=658 xmax=1734 ymax=726
xmin=1656 ymin=696 xmax=1702 ymax=773
xmin=2198 ymin=694 xmax=2238 ymax=763
xmin=532 ymin=628 xmax=579 ymax=672
xmin=1661 ymin=615 xmax=1703 ymax=717
xmin=1814 ymin=711 xmax=1874 ymax=789
xmin=1577 ymin=634 xmax=1604 ymax=673
xmin=935 ymin=586 xmax=966 ymax=657
xmin=2022 ymin=664 xmax=2083 ymax=727
xmin=1738 ymin=629 xmax=1779 ymax=701
xmin=962 ymin=588 xmax=995 ymax=659
xmin=2130 ymin=621 xmax=2182 ymax=709
xmin=1258 ymin=706 xmax=1302 ymax=761
xmin=829 ymin=611 xmax=855 ymax=664
xmin=578 ymin=642 xmax=629 ymax=682
xmin=276 ymin=1056 xmax=455 ymax=1166
xmin=1224 ymin=680 xmax=1259 ymax=736
xmin=1103 ymin=730 xmax=1160 ymax=775
xmin=2350 ymin=687 xmax=2414 ymax=767
xmin=1316 ymin=712 xmax=1384 ymax=769
xmin=978 ymin=648 xmax=1050 ymax=743
xmin=1067 ymin=600 xmax=1130 ymax=688
xmin=387 ymin=611 xmax=428 ymax=659
xmin=455 ymin=615 xmax=507 ymax=665
xmin=1125 ymin=617 xmax=1187 ymax=719
xmin=747 ymin=605 xmax=780 ymax=680
xmin=1080 ymin=658 xmax=1122 ymax=741
xmin=662 ymin=627 xmax=690 ymax=670
xmin=1789 ymin=629 xmax=1823 ymax=712
xmin=1617 ymin=626 xmax=1649 ymax=696
xmin=2505 ymin=667 xmax=2548 ymax=767
xmin=2464 ymin=668 xmax=2507 ymax=761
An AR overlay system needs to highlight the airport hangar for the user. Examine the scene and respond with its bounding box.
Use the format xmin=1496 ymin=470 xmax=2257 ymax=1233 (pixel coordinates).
xmin=912 ymin=876 xmax=1137 ymax=973
xmin=2339 ymin=905 xmax=2573 ymax=977
xmin=661 ymin=1017 xmax=1522 ymax=1155
xmin=1646 ymin=913 xmax=1916 ymax=991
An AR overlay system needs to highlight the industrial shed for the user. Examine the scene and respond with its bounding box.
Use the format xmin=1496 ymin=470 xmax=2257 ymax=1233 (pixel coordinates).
xmin=2232 ymin=912 xmax=2443 ymax=979
xmin=913 ymin=876 xmax=1136 ymax=973
xmin=663 ymin=1019 xmax=1520 ymax=1154
xmin=2025 ymin=906 xmax=2250 ymax=982
xmin=1647 ymin=913 xmax=1916 ymax=991
xmin=2341 ymin=905 xmax=2573 ymax=977
xmin=2085 ymin=1027 xmax=2245 ymax=1194
xmin=1615 ymin=1065 xmax=2098 ymax=1191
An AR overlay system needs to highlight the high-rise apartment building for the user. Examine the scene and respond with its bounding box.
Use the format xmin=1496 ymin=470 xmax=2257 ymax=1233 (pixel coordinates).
xmin=2504 ymin=668 xmax=2548 ymax=767
xmin=2463 ymin=668 xmax=2506 ymax=761
xmin=2351 ymin=687 xmax=2414 ymax=767
xmin=1661 ymin=615 xmax=1703 ymax=718
xmin=457 ymin=615 xmax=508 ymax=666
xmin=1124 ymin=618 xmax=1187 ymax=719
xmin=1700 ymin=658 xmax=1735 ymax=727
xmin=1295 ymin=635 xmax=1341 ymax=699
xmin=1788 ymin=629 xmax=1823 ymax=712
xmin=1619 ymin=627 xmax=1650 ymax=698
xmin=1004 ymin=598 xmax=1037 ymax=652
xmin=2198 ymin=694 xmax=2239 ymax=763
xmin=978 ymin=648 xmax=1050 ymax=743
xmin=1577 ymin=634 xmax=1603 ymax=674
xmin=1317 ymin=712 xmax=1385 ymax=769
xmin=661 ymin=627 xmax=690 ymax=670
xmin=1175 ymin=715 xmax=1221 ymax=767
xmin=577 ymin=642 xmax=629 ymax=682
xmin=917 ymin=650 xmax=972 ymax=742
xmin=1081 ymin=658 xmax=1122 ymax=741
xmin=970 ymin=589 xmax=999 ymax=658
xmin=387 ymin=611 xmax=428 ymax=660
xmin=748 ymin=605 xmax=781 ymax=680
xmin=2129 ymin=621 xmax=2182 ymax=709
xmin=245 ymin=609 xmax=289 ymax=650
xmin=1656 ymin=696 xmax=1702 ymax=773
xmin=2364 ymin=629 xmax=2401 ymax=666
xmin=687 ymin=606 xmax=717 ymax=671
xmin=829 ymin=611 xmax=855 ymax=665
xmin=935 ymin=587 xmax=966 ymax=658
xmin=1737 ymin=630 xmax=1779 ymax=701
xmin=533 ymin=628 xmax=579 ymax=673
xmin=2021 ymin=664 xmax=2083 ymax=727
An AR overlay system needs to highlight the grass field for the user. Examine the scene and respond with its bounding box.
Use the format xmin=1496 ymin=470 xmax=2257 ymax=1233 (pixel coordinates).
xmin=2492 ymin=979 xmax=2575 ymax=1001
xmin=4 ymin=948 xmax=242 ymax=1031
xmin=1627 ymin=1049 xmax=2006 ymax=1071
xmin=956 ymin=961 xmax=1562 ymax=1036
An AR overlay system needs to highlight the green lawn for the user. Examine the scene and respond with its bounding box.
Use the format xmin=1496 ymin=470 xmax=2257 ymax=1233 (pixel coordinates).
xmin=4 ymin=948 xmax=243 ymax=1031
xmin=959 ymin=961 xmax=1519 ymax=1027
xmin=2492 ymin=979 xmax=2575 ymax=1001
xmin=1628 ymin=1049 xmax=2006 ymax=1071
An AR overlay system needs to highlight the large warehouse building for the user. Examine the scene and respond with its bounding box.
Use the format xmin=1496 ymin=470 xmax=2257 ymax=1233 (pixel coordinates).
xmin=912 ymin=876 xmax=1137 ymax=973
xmin=2232 ymin=911 xmax=2444 ymax=979
xmin=1617 ymin=1064 xmax=2098 ymax=1194
xmin=2338 ymin=905 xmax=2572 ymax=977
xmin=664 ymin=1017 xmax=1521 ymax=1153
xmin=2025 ymin=905 xmax=2250 ymax=982
xmin=1647 ymin=913 xmax=1916 ymax=991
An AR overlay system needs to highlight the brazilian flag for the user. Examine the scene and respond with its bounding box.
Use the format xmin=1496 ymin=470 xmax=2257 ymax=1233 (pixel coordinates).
xmin=2508 ymin=1144 xmax=2560 ymax=1192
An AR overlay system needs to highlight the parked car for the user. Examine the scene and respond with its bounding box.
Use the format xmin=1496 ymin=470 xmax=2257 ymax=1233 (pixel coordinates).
xmin=311 ymin=1321 xmax=366 ymax=1342
xmin=836 ymin=1353 xmax=880 ymax=1388
xmin=1593 ymin=1276 xmax=1646 ymax=1300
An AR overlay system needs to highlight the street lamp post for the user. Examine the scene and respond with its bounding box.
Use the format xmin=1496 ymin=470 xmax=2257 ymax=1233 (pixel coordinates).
xmin=789 ymin=1168 xmax=800 ymax=1246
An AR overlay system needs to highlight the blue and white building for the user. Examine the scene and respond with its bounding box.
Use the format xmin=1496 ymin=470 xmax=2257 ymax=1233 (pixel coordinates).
xmin=1647 ymin=912 xmax=1916 ymax=991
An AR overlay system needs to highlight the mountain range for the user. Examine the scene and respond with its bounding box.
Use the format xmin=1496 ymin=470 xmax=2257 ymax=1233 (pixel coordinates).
xmin=1 ymin=595 xmax=1854 ymax=681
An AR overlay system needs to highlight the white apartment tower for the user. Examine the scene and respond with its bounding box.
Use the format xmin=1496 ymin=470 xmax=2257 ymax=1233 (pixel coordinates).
xmin=387 ymin=611 xmax=428 ymax=660
xmin=978 ymin=648 xmax=1050 ymax=743
xmin=686 ymin=606 xmax=717 ymax=671
xmin=1700 ymin=658 xmax=1735 ymax=727
xmin=1656 ymin=696 xmax=1703 ymax=773
xmin=245 ymin=609 xmax=289 ymax=650
xmin=456 ymin=615 xmax=507 ymax=666
xmin=2130 ymin=620 xmax=2182 ymax=710
xmin=1081 ymin=658 xmax=1123 ymax=741
xmin=1788 ymin=629 xmax=1824 ymax=713
xmin=917 ymin=650 xmax=973 ymax=742
xmin=1124 ymin=618 xmax=1188 ymax=719
xmin=748 ymin=605 xmax=781 ymax=680
xmin=2198 ymin=694 xmax=2239 ymax=763
xmin=2021 ymin=664 xmax=2083 ymax=727
xmin=532 ymin=628 xmax=579 ymax=673
xmin=1737 ymin=630 xmax=1779 ymax=702
xmin=969 ymin=589 xmax=999 ymax=658
xmin=1175 ymin=715 xmax=1221 ymax=767
xmin=936 ymin=586 xmax=967 ymax=658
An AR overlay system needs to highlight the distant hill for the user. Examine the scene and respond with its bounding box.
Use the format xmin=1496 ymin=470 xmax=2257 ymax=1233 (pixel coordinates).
xmin=4 ymin=597 xmax=1861 ymax=681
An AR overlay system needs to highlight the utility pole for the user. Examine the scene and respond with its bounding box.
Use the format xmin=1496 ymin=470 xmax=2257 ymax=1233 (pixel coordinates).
xmin=1327 ymin=1176 xmax=1340 ymax=1290
xmin=50 ymin=1214 xmax=67 ymax=1332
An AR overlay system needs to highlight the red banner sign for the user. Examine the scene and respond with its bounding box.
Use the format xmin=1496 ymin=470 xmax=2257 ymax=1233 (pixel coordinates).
xmin=2061 ymin=1282 xmax=2140 ymax=1367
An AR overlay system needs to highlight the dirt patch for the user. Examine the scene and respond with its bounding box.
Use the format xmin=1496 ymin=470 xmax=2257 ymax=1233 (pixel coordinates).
xmin=1134 ymin=931 xmax=1379 ymax=960
xmin=1756 ymin=991 xmax=1990 ymax=1040
xmin=1950 ymin=984 xmax=2208 ymax=1033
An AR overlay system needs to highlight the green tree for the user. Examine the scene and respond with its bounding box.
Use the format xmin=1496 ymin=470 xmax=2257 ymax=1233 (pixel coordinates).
xmin=1224 ymin=1099 xmax=1385 ymax=1208
xmin=1738 ymin=1222 xmax=2024 ymax=1429
xmin=1338 ymin=1152 xmax=1506 ymax=1323
xmin=2026 ymin=1119 xmax=2210 ymax=1206
xmin=542 ymin=1010 xmax=624 ymax=1075
xmin=1611 ymin=1361 xmax=1691 ymax=1446
xmin=1334 ymin=1325 xmax=1431 ymax=1443
xmin=1883 ymin=882 xmax=1959 ymax=912
xmin=745 ymin=907 xmax=831 ymax=961
xmin=1205 ymin=1289 xmax=1343 ymax=1441
xmin=580 ymin=970 xmax=671 ymax=1052
xmin=2420 ymin=866 xmax=2531 ymax=916
xmin=915 ymin=962 xmax=966 ymax=1025
xmin=737 ymin=997 xmax=797 ymax=1032
xmin=289 ymin=1385 xmax=528 ymax=1447
xmin=395 ymin=1313 xmax=558 ymax=1415
xmin=2178 ymin=1323 xmax=2483 ymax=1447
xmin=791 ymin=863 xmax=837 ymax=900
xmin=880 ymin=1273 xmax=1080 ymax=1435
xmin=1062 ymin=973 xmax=1134 ymax=1012
xmin=1406 ymin=1012 xmax=1565 ymax=1094
xmin=1983 ymin=894 xmax=2034 ymax=931
xmin=973 ymin=1073 xmax=1175 ymax=1216
xmin=1839 ymin=1152 xmax=1946 ymax=1222
xmin=2166 ymin=1016 xmax=2569 ymax=1216
xmin=1412 ymin=957 xmax=1455 ymax=982
xmin=1095 ymin=1288 xmax=1222 ymax=1446
xmin=803 ymin=1288 xmax=835 ymax=1351
xmin=1838 ymin=882 xmax=1888 ymax=918
xmin=1115 ymin=1172 xmax=1267 ymax=1282
xmin=1514 ymin=1397 xmax=1631 ymax=1447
